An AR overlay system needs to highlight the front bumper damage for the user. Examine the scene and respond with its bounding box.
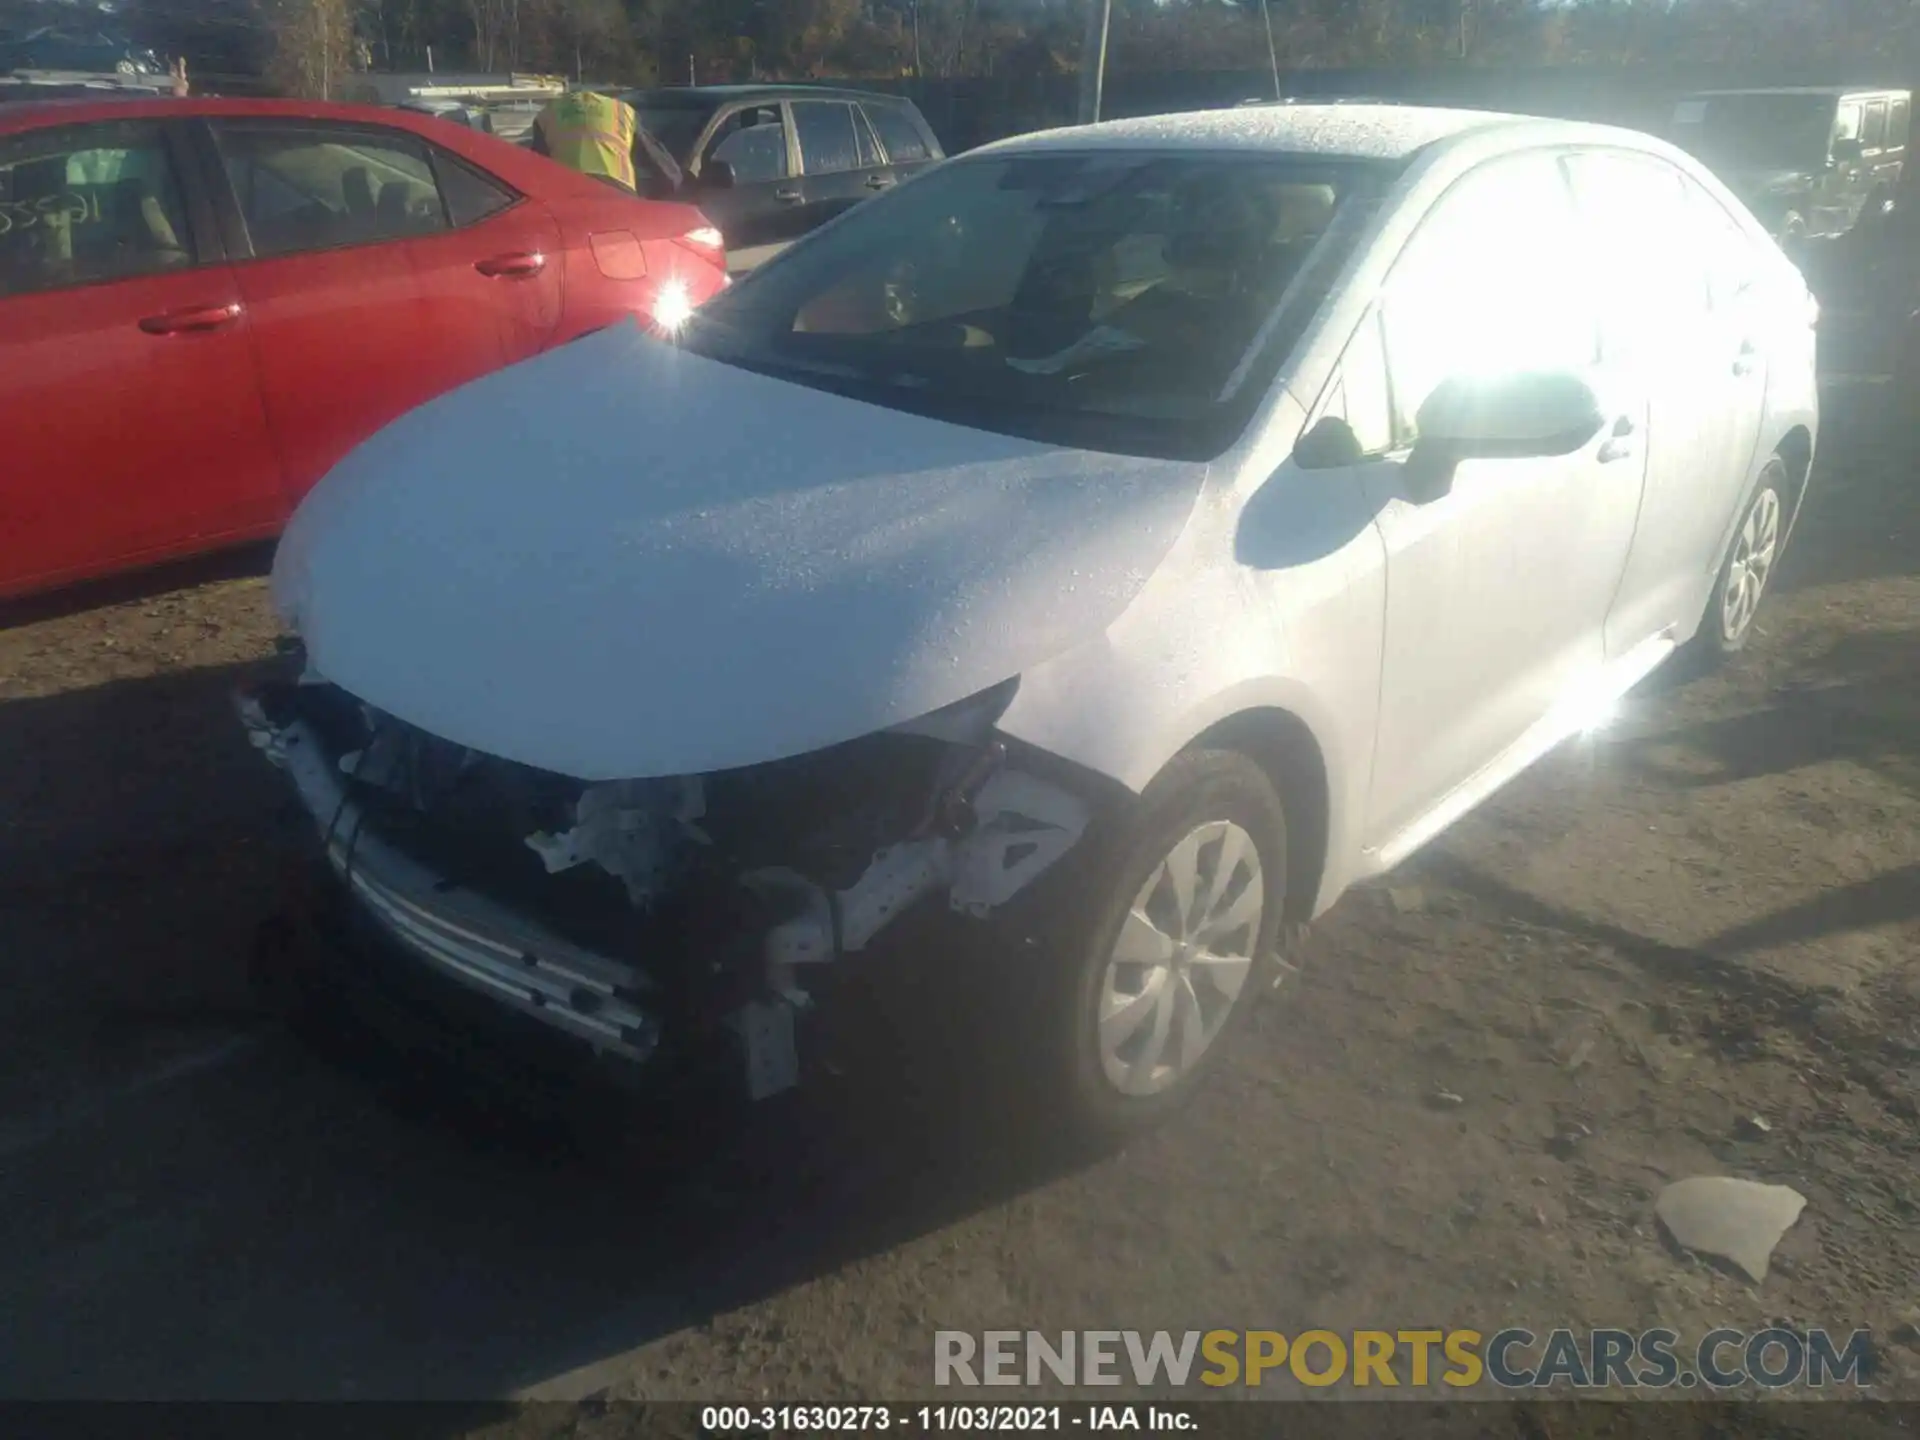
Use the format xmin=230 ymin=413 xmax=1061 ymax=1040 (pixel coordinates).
xmin=237 ymin=672 xmax=1094 ymax=1101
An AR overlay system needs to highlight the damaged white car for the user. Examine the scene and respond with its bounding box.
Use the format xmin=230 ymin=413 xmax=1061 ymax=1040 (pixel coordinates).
xmin=241 ymin=105 xmax=1817 ymax=1142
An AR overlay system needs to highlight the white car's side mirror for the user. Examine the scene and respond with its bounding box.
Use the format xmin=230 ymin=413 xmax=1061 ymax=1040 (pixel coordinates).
xmin=1404 ymin=371 xmax=1606 ymax=503
xmin=1294 ymin=415 xmax=1364 ymax=470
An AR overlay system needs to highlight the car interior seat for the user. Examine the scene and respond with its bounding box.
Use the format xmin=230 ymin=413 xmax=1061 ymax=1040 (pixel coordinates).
xmin=376 ymin=179 xmax=415 ymax=234
xmin=108 ymin=177 xmax=188 ymax=269
xmin=341 ymin=165 xmax=377 ymax=236
xmin=1006 ymin=232 xmax=1106 ymax=358
xmin=1 ymin=157 xmax=75 ymax=290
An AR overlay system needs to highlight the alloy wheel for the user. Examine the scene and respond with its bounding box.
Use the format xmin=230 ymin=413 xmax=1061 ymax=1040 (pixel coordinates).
xmin=1096 ymin=820 xmax=1263 ymax=1098
xmin=1721 ymin=486 xmax=1781 ymax=646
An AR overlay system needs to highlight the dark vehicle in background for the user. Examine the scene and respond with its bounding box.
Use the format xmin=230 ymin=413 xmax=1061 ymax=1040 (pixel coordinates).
xmin=1669 ymin=86 xmax=1910 ymax=243
xmin=620 ymin=84 xmax=944 ymax=250
xmin=0 ymin=25 xmax=163 ymax=75
xmin=1798 ymin=153 xmax=1920 ymax=381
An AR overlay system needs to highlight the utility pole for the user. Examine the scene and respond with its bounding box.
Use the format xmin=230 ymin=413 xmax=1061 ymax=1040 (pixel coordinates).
xmin=1075 ymin=0 xmax=1112 ymax=125
xmin=1260 ymin=0 xmax=1281 ymax=103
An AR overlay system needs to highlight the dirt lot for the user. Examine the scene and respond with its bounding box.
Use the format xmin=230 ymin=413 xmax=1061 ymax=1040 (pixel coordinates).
xmin=0 ymin=392 xmax=1914 ymax=1412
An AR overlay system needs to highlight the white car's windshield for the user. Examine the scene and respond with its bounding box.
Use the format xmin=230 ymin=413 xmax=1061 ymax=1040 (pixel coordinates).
xmin=682 ymin=151 xmax=1386 ymax=458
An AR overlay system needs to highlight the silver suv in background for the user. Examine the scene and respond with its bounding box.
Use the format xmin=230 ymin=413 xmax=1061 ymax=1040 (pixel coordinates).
xmin=623 ymin=84 xmax=945 ymax=252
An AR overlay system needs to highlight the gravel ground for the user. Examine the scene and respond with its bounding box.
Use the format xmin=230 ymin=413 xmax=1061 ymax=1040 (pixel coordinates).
xmin=0 ymin=393 xmax=1913 ymax=1412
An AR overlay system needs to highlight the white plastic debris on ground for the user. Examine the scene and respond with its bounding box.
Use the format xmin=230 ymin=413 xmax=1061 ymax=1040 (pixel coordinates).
xmin=1655 ymin=1176 xmax=1808 ymax=1283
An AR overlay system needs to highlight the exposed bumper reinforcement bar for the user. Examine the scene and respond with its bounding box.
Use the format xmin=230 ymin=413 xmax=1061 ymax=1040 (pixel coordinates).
xmin=257 ymin=712 xmax=661 ymax=1064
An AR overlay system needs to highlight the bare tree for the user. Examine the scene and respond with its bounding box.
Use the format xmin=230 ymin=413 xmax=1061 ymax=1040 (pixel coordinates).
xmin=523 ymin=0 xmax=628 ymax=79
xmin=266 ymin=0 xmax=355 ymax=96
xmin=465 ymin=0 xmax=513 ymax=70
xmin=918 ymin=0 xmax=978 ymax=77
xmin=221 ymin=0 xmax=1920 ymax=97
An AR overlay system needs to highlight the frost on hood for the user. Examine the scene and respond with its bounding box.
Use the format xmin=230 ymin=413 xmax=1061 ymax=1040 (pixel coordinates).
xmin=525 ymin=776 xmax=710 ymax=908
xmin=270 ymin=327 xmax=1207 ymax=782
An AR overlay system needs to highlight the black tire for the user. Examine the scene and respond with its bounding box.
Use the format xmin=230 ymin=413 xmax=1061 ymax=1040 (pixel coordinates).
xmin=1027 ymin=749 xmax=1288 ymax=1150
xmin=1691 ymin=456 xmax=1791 ymax=666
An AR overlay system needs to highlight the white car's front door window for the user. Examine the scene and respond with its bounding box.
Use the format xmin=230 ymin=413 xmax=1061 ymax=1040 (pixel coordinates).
xmin=1379 ymin=156 xmax=1599 ymax=443
xmin=1359 ymin=150 xmax=1644 ymax=855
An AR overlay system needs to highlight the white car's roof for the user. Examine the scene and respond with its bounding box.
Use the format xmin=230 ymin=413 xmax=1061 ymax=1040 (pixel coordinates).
xmin=974 ymin=103 xmax=1532 ymax=163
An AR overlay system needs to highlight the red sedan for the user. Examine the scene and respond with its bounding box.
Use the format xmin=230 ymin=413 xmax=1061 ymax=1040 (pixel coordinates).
xmin=0 ymin=96 xmax=728 ymax=599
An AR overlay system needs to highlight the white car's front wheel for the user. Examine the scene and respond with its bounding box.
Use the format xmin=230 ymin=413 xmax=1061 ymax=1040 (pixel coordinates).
xmin=1035 ymin=750 xmax=1288 ymax=1147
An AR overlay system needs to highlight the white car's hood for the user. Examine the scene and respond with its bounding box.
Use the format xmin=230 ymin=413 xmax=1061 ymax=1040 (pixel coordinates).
xmin=273 ymin=323 xmax=1207 ymax=780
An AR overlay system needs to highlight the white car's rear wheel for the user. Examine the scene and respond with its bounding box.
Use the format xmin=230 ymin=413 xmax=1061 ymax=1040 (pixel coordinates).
xmin=1709 ymin=459 xmax=1788 ymax=655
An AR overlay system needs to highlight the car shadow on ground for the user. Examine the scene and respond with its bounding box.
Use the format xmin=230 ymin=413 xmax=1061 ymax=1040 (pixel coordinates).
xmin=1422 ymin=847 xmax=1917 ymax=1007
xmin=1420 ymin=650 xmax=1918 ymax=1038
xmin=1779 ymin=385 xmax=1920 ymax=594
xmin=1431 ymin=621 xmax=1920 ymax=980
xmin=0 ymin=657 xmax=300 ymax=1024
xmin=1623 ymin=628 xmax=1920 ymax=800
xmin=0 ymin=543 xmax=275 ymax=633
xmin=0 ymin=657 xmax=1101 ymax=1403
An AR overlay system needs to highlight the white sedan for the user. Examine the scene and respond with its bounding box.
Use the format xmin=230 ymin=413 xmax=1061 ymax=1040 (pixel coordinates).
xmin=248 ymin=104 xmax=1818 ymax=1145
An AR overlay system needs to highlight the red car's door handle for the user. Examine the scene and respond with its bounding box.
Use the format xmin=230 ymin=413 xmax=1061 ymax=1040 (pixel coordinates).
xmin=139 ymin=303 xmax=241 ymax=335
xmin=475 ymin=252 xmax=547 ymax=278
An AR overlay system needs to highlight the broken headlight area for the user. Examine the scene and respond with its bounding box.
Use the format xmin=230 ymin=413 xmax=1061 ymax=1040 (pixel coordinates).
xmin=236 ymin=674 xmax=1095 ymax=1100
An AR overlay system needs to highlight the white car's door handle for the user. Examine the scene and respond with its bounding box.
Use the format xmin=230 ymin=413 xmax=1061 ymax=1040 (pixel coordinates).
xmin=1597 ymin=415 xmax=1637 ymax=465
xmin=1732 ymin=342 xmax=1759 ymax=377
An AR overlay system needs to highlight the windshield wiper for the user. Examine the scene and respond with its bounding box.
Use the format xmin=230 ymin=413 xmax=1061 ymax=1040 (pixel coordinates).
xmin=739 ymin=353 xmax=866 ymax=384
xmin=682 ymin=318 xmax=861 ymax=380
